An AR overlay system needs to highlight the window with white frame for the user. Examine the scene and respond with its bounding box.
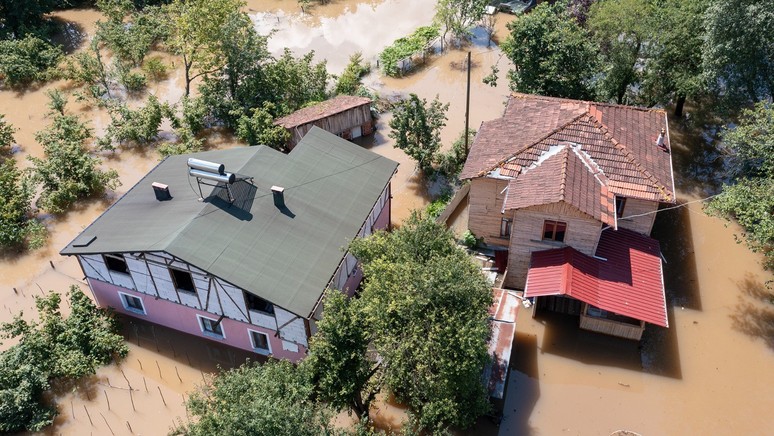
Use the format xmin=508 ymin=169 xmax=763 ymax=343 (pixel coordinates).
xmin=198 ymin=315 xmax=224 ymax=338
xmin=119 ymin=292 xmax=146 ymax=314
xmin=249 ymin=330 xmax=271 ymax=354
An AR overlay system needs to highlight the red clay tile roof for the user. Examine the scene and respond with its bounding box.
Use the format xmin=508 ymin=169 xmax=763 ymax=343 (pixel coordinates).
xmin=524 ymin=228 xmax=668 ymax=327
xmin=460 ymin=93 xmax=676 ymax=203
xmin=274 ymin=96 xmax=372 ymax=129
xmin=503 ymin=143 xmax=616 ymax=225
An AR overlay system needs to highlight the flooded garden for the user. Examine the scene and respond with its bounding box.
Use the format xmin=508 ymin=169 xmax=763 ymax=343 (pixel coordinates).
xmin=0 ymin=1 xmax=772 ymax=435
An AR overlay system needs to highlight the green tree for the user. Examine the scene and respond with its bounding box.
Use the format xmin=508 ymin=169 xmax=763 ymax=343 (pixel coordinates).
xmin=29 ymin=113 xmax=120 ymax=214
xmin=0 ymin=159 xmax=42 ymax=249
xmin=703 ymin=0 xmax=774 ymax=104
xmin=264 ymin=49 xmax=329 ymax=115
xmin=0 ymin=114 xmax=15 ymax=154
xmin=0 ymin=0 xmax=57 ymax=38
xmin=95 ymin=5 xmax=170 ymax=67
xmin=0 ymin=286 xmax=128 ymax=432
xmin=707 ymin=102 xmax=774 ymax=269
xmin=98 ymin=95 xmax=169 ymax=150
xmin=304 ymin=290 xmax=375 ymax=419
xmin=348 ymin=213 xmax=493 ymax=433
xmin=501 ymin=1 xmax=598 ymax=100
xmin=335 ymin=52 xmax=369 ymax=96
xmin=641 ymin=0 xmax=709 ymax=116
xmin=0 ymin=36 xmax=62 ymax=88
xmin=436 ymin=128 xmax=474 ymax=180
xmin=235 ymin=102 xmax=290 ymax=150
xmin=434 ymin=0 xmax=489 ymax=43
xmin=388 ymin=94 xmax=448 ymax=174
xmin=587 ymin=0 xmax=652 ymax=104
xmin=174 ymin=360 xmax=331 ymax=436
xmin=165 ymin=0 xmax=244 ymax=96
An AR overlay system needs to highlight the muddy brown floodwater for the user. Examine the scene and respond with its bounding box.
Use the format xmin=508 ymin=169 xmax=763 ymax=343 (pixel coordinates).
xmin=1 ymin=2 xmax=773 ymax=435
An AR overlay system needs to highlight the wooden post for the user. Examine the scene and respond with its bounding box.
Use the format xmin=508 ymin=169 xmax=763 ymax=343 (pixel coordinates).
xmin=465 ymin=51 xmax=471 ymax=154
xmin=143 ymin=377 xmax=149 ymax=392
xmin=120 ymin=369 xmax=132 ymax=389
xmin=137 ymin=359 xmax=143 ymax=370
xmin=156 ymin=360 xmax=162 ymax=378
xmin=104 ymin=390 xmax=110 ymax=411
xmin=99 ymin=412 xmax=115 ymax=435
xmin=129 ymin=388 xmax=136 ymax=411
xmin=126 ymin=421 xmax=133 ymax=434
xmin=175 ymin=365 xmax=183 ymax=383
xmin=157 ymin=386 xmax=167 ymax=406
xmin=83 ymin=405 xmax=93 ymax=426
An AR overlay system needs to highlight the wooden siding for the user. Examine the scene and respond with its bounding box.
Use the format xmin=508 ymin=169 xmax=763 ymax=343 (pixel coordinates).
xmin=579 ymin=314 xmax=644 ymax=340
xmin=505 ymin=202 xmax=602 ymax=289
xmin=468 ymin=177 xmax=512 ymax=247
xmin=618 ymin=197 xmax=659 ymax=235
xmin=287 ymin=105 xmax=372 ymax=148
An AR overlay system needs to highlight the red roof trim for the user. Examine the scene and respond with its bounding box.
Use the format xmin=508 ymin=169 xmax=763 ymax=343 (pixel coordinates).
xmin=524 ymin=228 xmax=668 ymax=327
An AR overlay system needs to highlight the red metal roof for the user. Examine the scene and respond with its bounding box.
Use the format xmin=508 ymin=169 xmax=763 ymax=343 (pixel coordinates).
xmin=524 ymin=228 xmax=668 ymax=327
xmin=486 ymin=288 xmax=520 ymax=399
xmin=274 ymin=95 xmax=371 ymax=129
xmin=460 ymin=93 xmax=676 ymax=204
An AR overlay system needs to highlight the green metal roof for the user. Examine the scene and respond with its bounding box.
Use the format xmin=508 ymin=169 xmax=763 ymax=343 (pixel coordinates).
xmin=62 ymin=127 xmax=398 ymax=317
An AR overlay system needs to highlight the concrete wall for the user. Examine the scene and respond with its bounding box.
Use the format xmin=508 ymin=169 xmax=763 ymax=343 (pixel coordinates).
xmin=88 ymin=279 xmax=305 ymax=361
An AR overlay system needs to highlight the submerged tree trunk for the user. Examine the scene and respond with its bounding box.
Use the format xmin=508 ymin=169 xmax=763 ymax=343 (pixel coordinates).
xmin=674 ymin=94 xmax=686 ymax=118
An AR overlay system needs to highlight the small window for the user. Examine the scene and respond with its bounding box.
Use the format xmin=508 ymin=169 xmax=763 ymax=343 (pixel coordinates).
xmin=500 ymin=218 xmax=512 ymax=238
xmin=615 ymin=197 xmax=626 ymax=217
xmin=119 ymin=292 xmax=145 ymax=315
xmin=245 ymin=293 xmax=274 ymax=314
xmin=198 ymin=316 xmax=224 ymax=338
xmin=104 ymin=254 xmax=129 ymax=274
xmin=170 ymin=268 xmax=196 ymax=293
xmin=249 ymin=330 xmax=271 ymax=354
xmin=542 ymin=220 xmax=567 ymax=242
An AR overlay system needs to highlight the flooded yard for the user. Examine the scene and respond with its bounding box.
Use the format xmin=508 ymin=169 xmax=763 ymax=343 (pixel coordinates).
xmin=1 ymin=1 xmax=773 ymax=435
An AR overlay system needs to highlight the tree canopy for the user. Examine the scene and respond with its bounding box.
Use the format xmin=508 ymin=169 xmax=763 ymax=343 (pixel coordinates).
xmin=0 ymin=286 xmax=128 ymax=433
xmin=501 ymin=1 xmax=597 ymax=100
xmin=388 ymin=94 xmax=448 ymax=175
xmin=707 ymin=102 xmax=774 ymax=269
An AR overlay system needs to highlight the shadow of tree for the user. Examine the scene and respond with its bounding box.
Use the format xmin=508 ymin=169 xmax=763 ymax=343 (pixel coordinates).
xmin=732 ymin=276 xmax=774 ymax=350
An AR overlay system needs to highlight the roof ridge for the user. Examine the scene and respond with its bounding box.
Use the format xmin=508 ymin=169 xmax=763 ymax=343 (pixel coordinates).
xmin=481 ymin=112 xmax=590 ymax=178
xmin=511 ymin=93 xmax=665 ymax=114
xmin=584 ymin=115 xmax=674 ymax=202
xmin=559 ymin=146 xmax=569 ymax=201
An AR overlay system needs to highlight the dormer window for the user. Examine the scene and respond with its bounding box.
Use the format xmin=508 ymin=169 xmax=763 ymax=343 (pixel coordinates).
xmin=170 ymin=268 xmax=196 ymax=294
xmin=245 ymin=293 xmax=275 ymax=315
xmin=104 ymin=254 xmax=129 ymax=274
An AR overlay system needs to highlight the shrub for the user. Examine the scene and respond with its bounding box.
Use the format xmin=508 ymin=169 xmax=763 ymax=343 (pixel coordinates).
xmin=0 ymin=36 xmax=62 ymax=88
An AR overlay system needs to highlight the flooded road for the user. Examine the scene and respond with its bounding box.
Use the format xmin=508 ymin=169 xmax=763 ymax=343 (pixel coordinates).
xmin=1 ymin=2 xmax=773 ymax=435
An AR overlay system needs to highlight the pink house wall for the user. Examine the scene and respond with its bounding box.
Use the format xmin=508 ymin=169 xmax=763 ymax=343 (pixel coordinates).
xmin=88 ymin=278 xmax=306 ymax=362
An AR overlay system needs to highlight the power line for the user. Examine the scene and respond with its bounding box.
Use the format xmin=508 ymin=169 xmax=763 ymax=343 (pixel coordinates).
xmin=620 ymin=193 xmax=722 ymax=221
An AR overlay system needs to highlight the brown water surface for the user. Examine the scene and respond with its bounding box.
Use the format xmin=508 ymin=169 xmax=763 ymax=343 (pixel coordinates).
xmin=2 ymin=3 xmax=772 ymax=436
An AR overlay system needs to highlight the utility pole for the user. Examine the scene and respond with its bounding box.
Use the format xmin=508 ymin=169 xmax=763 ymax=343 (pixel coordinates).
xmin=465 ymin=51 xmax=471 ymax=153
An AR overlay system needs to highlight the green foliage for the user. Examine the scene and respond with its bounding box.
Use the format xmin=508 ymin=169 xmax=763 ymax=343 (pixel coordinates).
xmin=95 ymin=5 xmax=170 ymax=67
xmin=0 ymin=159 xmax=41 ymax=249
xmin=45 ymin=89 xmax=67 ymax=116
xmin=0 ymin=0 xmax=58 ymax=38
xmin=460 ymin=229 xmax=478 ymax=248
xmin=349 ymin=213 xmax=493 ymax=432
xmin=157 ymin=128 xmax=203 ymax=157
xmin=434 ymin=0 xmax=489 ymax=43
xmin=335 ymin=52 xmax=369 ymax=96
xmin=175 ymin=360 xmax=331 ymax=436
xmin=117 ymin=67 xmax=147 ymax=92
xmin=0 ymin=286 xmax=128 ymax=432
xmin=142 ymin=56 xmax=169 ymax=81
xmin=0 ymin=36 xmax=62 ymax=88
xmin=266 ymin=49 xmax=329 ymax=115
xmin=501 ymin=2 xmax=597 ymax=100
xmin=587 ymin=0 xmax=651 ymax=104
xmin=703 ymin=0 xmax=774 ymax=104
xmin=436 ymin=128 xmax=473 ymax=180
xmin=0 ymin=113 xmax=16 ymax=153
xmin=379 ymin=25 xmax=440 ymax=77
xmin=425 ymin=190 xmax=452 ymax=219
xmin=388 ymin=94 xmax=449 ymax=175
xmin=29 ymin=113 xmax=120 ymax=214
xmin=708 ymin=102 xmax=774 ymax=269
xmin=303 ymin=290 xmax=375 ymax=418
xmin=99 ymin=95 xmax=169 ymax=150
xmin=235 ymin=102 xmax=290 ymax=150
xmin=165 ymin=0 xmax=246 ymax=96
xmin=61 ymin=45 xmax=112 ymax=99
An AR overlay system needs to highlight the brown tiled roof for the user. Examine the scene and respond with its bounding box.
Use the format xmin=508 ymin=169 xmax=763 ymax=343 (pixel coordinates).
xmin=274 ymin=96 xmax=372 ymax=129
xmin=460 ymin=93 xmax=675 ymax=203
xmin=503 ymin=144 xmax=616 ymax=225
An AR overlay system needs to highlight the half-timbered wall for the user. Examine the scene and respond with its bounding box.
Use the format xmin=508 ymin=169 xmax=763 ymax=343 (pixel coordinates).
xmin=468 ymin=177 xmax=511 ymax=248
xmin=505 ymin=202 xmax=602 ymax=289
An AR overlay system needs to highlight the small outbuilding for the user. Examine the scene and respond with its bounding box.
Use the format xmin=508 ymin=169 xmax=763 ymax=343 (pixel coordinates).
xmin=274 ymin=95 xmax=374 ymax=149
